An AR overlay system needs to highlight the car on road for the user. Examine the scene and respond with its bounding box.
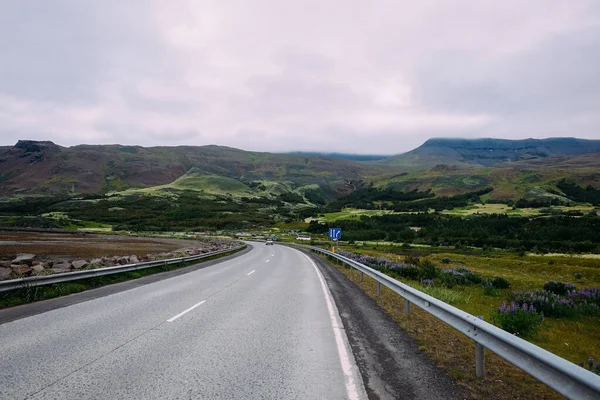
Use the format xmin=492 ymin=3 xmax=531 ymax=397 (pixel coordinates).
xmin=266 ymin=239 xmax=274 ymax=245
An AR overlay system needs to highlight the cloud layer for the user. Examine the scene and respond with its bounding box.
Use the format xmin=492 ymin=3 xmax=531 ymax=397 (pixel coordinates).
xmin=1 ymin=1 xmax=599 ymax=153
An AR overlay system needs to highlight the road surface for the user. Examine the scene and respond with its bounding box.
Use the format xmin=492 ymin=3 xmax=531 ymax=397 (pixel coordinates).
xmin=0 ymin=243 xmax=365 ymax=400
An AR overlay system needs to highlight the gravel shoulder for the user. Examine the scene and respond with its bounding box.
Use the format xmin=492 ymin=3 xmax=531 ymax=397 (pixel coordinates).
xmin=309 ymin=251 xmax=465 ymax=400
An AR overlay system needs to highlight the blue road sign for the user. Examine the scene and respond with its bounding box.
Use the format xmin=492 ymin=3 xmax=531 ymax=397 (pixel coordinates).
xmin=328 ymin=228 xmax=342 ymax=239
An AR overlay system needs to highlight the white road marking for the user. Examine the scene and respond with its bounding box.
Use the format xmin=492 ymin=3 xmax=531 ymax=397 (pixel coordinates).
xmin=167 ymin=300 xmax=206 ymax=322
xmin=302 ymin=253 xmax=366 ymax=400
xmin=247 ymin=270 xmax=256 ymax=276
xmin=266 ymin=259 xmax=270 ymax=263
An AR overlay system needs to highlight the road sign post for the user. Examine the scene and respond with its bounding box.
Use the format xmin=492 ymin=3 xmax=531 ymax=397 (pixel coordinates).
xmin=328 ymin=228 xmax=342 ymax=252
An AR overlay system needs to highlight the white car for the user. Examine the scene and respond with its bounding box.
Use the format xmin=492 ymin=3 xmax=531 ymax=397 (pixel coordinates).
xmin=266 ymin=239 xmax=274 ymax=245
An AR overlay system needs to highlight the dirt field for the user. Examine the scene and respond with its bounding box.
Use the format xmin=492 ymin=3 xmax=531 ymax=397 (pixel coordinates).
xmin=0 ymin=231 xmax=205 ymax=262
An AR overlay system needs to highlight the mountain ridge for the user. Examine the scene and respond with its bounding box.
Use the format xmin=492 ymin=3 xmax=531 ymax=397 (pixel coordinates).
xmin=1 ymin=138 xmax=599 ymax=202
xmin=386 ymin=137 xmax=600 ymax=167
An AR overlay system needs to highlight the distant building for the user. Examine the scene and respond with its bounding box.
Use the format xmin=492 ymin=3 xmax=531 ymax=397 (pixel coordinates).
xmin=296 ymin=236 xmax=311 ymax=241
xmin=409 ymin=227 xmax=422 ymax=232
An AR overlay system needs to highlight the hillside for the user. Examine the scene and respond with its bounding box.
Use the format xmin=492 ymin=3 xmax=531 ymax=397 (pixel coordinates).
xmin=2 ymin=138 xmax=600 ymax=215
xmin=0 ymin=140 xmax=388 ymax=198
xmin=386 ymin=138 xmax=600 ymax=167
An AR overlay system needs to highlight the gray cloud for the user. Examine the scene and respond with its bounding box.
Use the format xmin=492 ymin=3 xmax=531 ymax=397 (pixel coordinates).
xmin=0 ymin=0 xmax=599 ymax=154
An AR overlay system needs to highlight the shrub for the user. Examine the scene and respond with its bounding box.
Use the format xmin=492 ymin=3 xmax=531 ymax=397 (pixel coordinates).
xmin=491 ymin=276 xmax=511 ymax=289
xmin=441 ymin=257 xmax=451 ymax=264
xmin=510 ymin=290 xmax=574 ymax=317
xmin=440 ymin=267 xmax=483 ymax=286
xmin=418 ymin=260 xmax=438 ymax=280
xmin=405 ymin=255 xmax=420 ymax=266
xmin=543 ymin=281 xmax=576 ymax=296
xmin=493 ymin=302 xmax=543 ymax=338
xmin=574 ymin=272 xmax=583 ymax=280
xmin=483 ymin=281 xmax=499 ymax=296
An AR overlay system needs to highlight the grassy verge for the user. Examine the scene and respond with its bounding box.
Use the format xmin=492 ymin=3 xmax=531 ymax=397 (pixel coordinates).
xmin=318 ymin=253 xmax=571 ymax=399
xmin=0 ymin=246 xmax=246 ymax=309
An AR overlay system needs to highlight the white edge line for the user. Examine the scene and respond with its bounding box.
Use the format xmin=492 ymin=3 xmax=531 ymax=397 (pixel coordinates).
xmin=247 ymin=270 xmax=256 ymax=276
xmin=302 ymin=253 xmax=366 ymax=400
xmin=167 ymin=300 xmax=206 ymax=322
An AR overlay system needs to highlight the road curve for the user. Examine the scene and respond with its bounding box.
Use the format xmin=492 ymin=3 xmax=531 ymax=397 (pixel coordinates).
xmin=0 ymin=243 xmax=365 ymax=400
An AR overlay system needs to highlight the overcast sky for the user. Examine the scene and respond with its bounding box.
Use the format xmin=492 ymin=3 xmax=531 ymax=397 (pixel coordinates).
xmin=1 ymin=1 xmax=599 ymax=154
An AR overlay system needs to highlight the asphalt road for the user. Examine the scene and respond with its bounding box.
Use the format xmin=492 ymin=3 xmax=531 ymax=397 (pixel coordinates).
xmin=0 ymin=243 xmax=366 ymax=400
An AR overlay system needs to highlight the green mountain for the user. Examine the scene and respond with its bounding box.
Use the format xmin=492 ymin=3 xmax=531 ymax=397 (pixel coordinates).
xmin=1 ymin=138 xmax=599 ymax=212
xmin=0 ymin=140 xmax=387 ymax=198
xmin=386 ymin=138 xmax=600 ymax=167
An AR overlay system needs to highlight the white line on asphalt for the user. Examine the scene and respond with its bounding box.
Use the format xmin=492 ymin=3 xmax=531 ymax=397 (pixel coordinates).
xmin=303 ymin=253 xmax=366 ymax=400
xmin=167 ymin=300 xmax=206 ymax=322
xmin=247 ymin=270 xmax=256 ymax=276
xmin=266 ymin=259 xmax=270 ymax=263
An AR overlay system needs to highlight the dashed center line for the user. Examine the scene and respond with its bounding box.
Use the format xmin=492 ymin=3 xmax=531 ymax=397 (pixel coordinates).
xmin=167 ymin=300 xmax=206 ymax=322
xmin=266 ymin=259 xmax=270 ymax=263
xmin=247 ymin=270 xmax=256 ymax=276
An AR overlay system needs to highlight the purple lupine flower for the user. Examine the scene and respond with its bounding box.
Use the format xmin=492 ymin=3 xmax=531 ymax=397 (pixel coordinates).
xmin=498 ymin=302 xmax=507 ymax=313
xmin=589 ymin=357 xmax=594 ymax=370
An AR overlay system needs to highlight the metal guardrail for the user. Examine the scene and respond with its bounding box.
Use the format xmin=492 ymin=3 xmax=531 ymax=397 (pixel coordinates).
xmin=0 ymin=245 xmax=245 ymax=293
xmin=295 ymin=244 xmax=600 ymax=400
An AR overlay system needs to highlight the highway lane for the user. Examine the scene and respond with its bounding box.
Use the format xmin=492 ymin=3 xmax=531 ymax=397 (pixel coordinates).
xmin=0 ymin=243 xmax=365 ymax=399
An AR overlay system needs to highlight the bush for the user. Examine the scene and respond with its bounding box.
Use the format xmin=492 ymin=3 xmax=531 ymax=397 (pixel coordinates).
xmin=418 ymin=260 xmax=438 ymax=280
xmin=441 ymin=257 xmax=451 ymax=264
xmin=510 ymin=290 xmax=574 ymax=318
xmin=491 ymin=276 xmax=511 ymax=289
xmin=493 ymin=302 xmax=543 ymax=338
xmin=483 ymin=282 xmax=499 ymax=296
xmin=440 ymin=267 xmax=483 ymax=286
xmin=574 ymin=272 xmax=583 ymax=280
xmin=543 ymin=281 xmax=576 ymax=296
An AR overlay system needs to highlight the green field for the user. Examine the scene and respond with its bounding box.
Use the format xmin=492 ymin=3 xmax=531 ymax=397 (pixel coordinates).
xmin=310 ymin=203 xmax=598 ymax=223
xmin=306 ymin=208 xmax=400 ymax=222
xmin=340 ymin=244 xmax=600 ymax=366
xmin=328 ymin=244 xmax=600 ymax=399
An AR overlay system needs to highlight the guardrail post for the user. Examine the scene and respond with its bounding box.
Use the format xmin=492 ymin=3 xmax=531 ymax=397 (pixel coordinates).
xmin=377 ymin=281 xmax=381 ymax=296
xmin=360 ymin=271 xmax=364 ymax=282
xmin=475 ymin=315 xmax=485 ymax=379
xmin=404 ymin=299 xmax=411 ymax=315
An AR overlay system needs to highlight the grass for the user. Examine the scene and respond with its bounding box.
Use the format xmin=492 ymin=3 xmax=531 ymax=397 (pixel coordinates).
xmin=0 ymin=245 xmax=245 ymax=309
xmin=306 ymin=208 xmax=400 ymax=223
xmin=321 ymin=254 xmax=568 ymax=399
xmin=308 ymin=203 xmax=597 ymax=224
xmin=326 ymin=245 xmax=600 ymax=398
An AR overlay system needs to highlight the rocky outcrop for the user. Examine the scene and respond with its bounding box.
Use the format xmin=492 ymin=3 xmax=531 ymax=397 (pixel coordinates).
xmin=0 ymin=267 xmax=11 ymax=279
xmin=11 ymin=265 xmax=32 ymax=276
xmin=31 ymin=264 xmax=45 ymax=274
xmin=0 ymin=238 xmax=243 ymax=281
xmin=52 ymin=262 xmax=72 ymax=273
xmin=11 ymin=254 xmax=36 ymax=266
xmin=71 ymin=260 xmax=89 ymax=269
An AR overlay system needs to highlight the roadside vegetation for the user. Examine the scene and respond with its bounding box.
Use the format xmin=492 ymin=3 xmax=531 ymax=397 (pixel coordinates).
xmin=332 ymin=244 xmax=600 ymax=368
xmin=319 ymin=245 xmax=600 ymax=399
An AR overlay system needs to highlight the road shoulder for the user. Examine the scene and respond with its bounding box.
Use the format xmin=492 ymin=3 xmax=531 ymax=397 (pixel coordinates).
xmin=309 ymin=251 xmax=465 ymax=400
